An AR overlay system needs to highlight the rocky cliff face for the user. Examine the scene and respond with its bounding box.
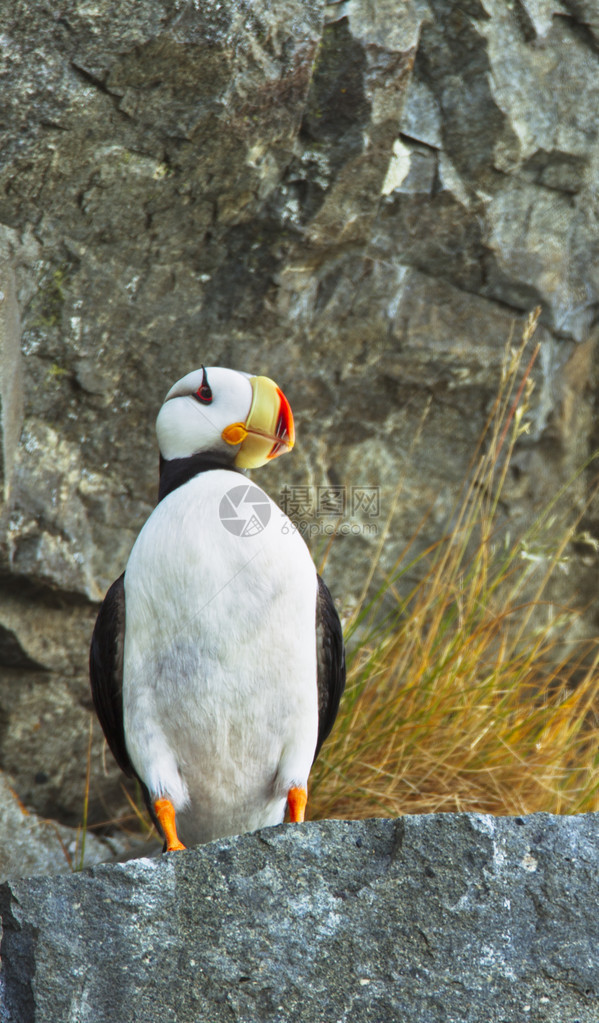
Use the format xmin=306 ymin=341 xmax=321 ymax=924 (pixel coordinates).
xmin=1 ymin=1 xmax=598 ymax=833
xmin=2 ymin=816 xmax=599 ymax=1023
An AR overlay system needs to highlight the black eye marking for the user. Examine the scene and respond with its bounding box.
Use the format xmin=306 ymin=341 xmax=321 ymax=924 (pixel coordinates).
xmin=195 ymin=365 xmax=213 ymax=404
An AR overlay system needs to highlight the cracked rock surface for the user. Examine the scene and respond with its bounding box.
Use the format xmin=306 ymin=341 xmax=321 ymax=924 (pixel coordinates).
xmin=2 ymin=815 xmax=599 ymax=1023
xmin=0 ymin=770 xmax=138 ymax=884
xmin=1 ymin=1 xmax=599 ymax=834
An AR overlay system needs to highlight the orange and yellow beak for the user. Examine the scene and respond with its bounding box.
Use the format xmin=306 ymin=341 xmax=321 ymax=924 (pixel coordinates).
xmin=221 ymin=375 xmax=295 ymax=469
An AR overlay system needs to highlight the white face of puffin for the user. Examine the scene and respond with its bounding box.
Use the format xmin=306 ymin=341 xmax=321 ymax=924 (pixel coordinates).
xmin=155 ymin=365 xmax=295 ymax=469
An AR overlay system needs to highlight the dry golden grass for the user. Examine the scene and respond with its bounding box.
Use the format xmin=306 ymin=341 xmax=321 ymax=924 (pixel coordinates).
xmin=310 ymin=311 xmax=599 ymax=821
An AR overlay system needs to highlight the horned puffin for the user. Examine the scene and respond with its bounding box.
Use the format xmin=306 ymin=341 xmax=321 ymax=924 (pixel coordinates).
xmin=89 ymin=366 xmax=345 ymax=850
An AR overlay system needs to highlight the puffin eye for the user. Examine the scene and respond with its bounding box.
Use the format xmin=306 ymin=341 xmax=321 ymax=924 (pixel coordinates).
xmin=195 ymin=366 xmax=213 ymax=405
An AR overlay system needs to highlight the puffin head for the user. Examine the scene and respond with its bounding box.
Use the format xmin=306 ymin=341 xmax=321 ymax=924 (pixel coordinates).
xmin=155 ymin=366 xmax=295 ymax=469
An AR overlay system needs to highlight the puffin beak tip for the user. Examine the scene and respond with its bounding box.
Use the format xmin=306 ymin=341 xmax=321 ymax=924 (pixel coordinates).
xmin=227 ymin=376 xmax=295 ymax=469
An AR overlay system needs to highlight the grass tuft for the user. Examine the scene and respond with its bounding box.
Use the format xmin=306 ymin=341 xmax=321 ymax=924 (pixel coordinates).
xmin=310 ymin=310 xmax=599 ymax=820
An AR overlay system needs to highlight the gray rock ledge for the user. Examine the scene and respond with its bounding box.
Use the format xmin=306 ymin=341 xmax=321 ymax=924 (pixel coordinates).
xmin=1 ymin=814 xmax=598 ymax=1023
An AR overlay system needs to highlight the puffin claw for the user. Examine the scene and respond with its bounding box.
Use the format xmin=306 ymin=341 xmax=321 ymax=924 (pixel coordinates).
xmin=287 ymin=785 xmax=308 ymax=823
xmin=154 ymin=797 xmax=186 ymax=851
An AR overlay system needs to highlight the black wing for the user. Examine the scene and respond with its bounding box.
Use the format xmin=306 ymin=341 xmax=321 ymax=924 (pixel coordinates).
xmin=89 ymin=573 xmax=134 ymax=777
xmin=314 ymin=574 xmax=346 ymax=759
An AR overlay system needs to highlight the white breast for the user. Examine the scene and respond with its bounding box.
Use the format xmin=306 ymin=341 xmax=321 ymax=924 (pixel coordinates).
xmin=122 ymin=470 xmax=319 ymax=845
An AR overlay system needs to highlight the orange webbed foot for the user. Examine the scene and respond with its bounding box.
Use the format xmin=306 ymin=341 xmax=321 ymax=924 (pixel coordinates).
xmin=154 ymin=797 xmax=186 ymax=851
xmin=287 ymin=785 xmax=308 ymax=823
